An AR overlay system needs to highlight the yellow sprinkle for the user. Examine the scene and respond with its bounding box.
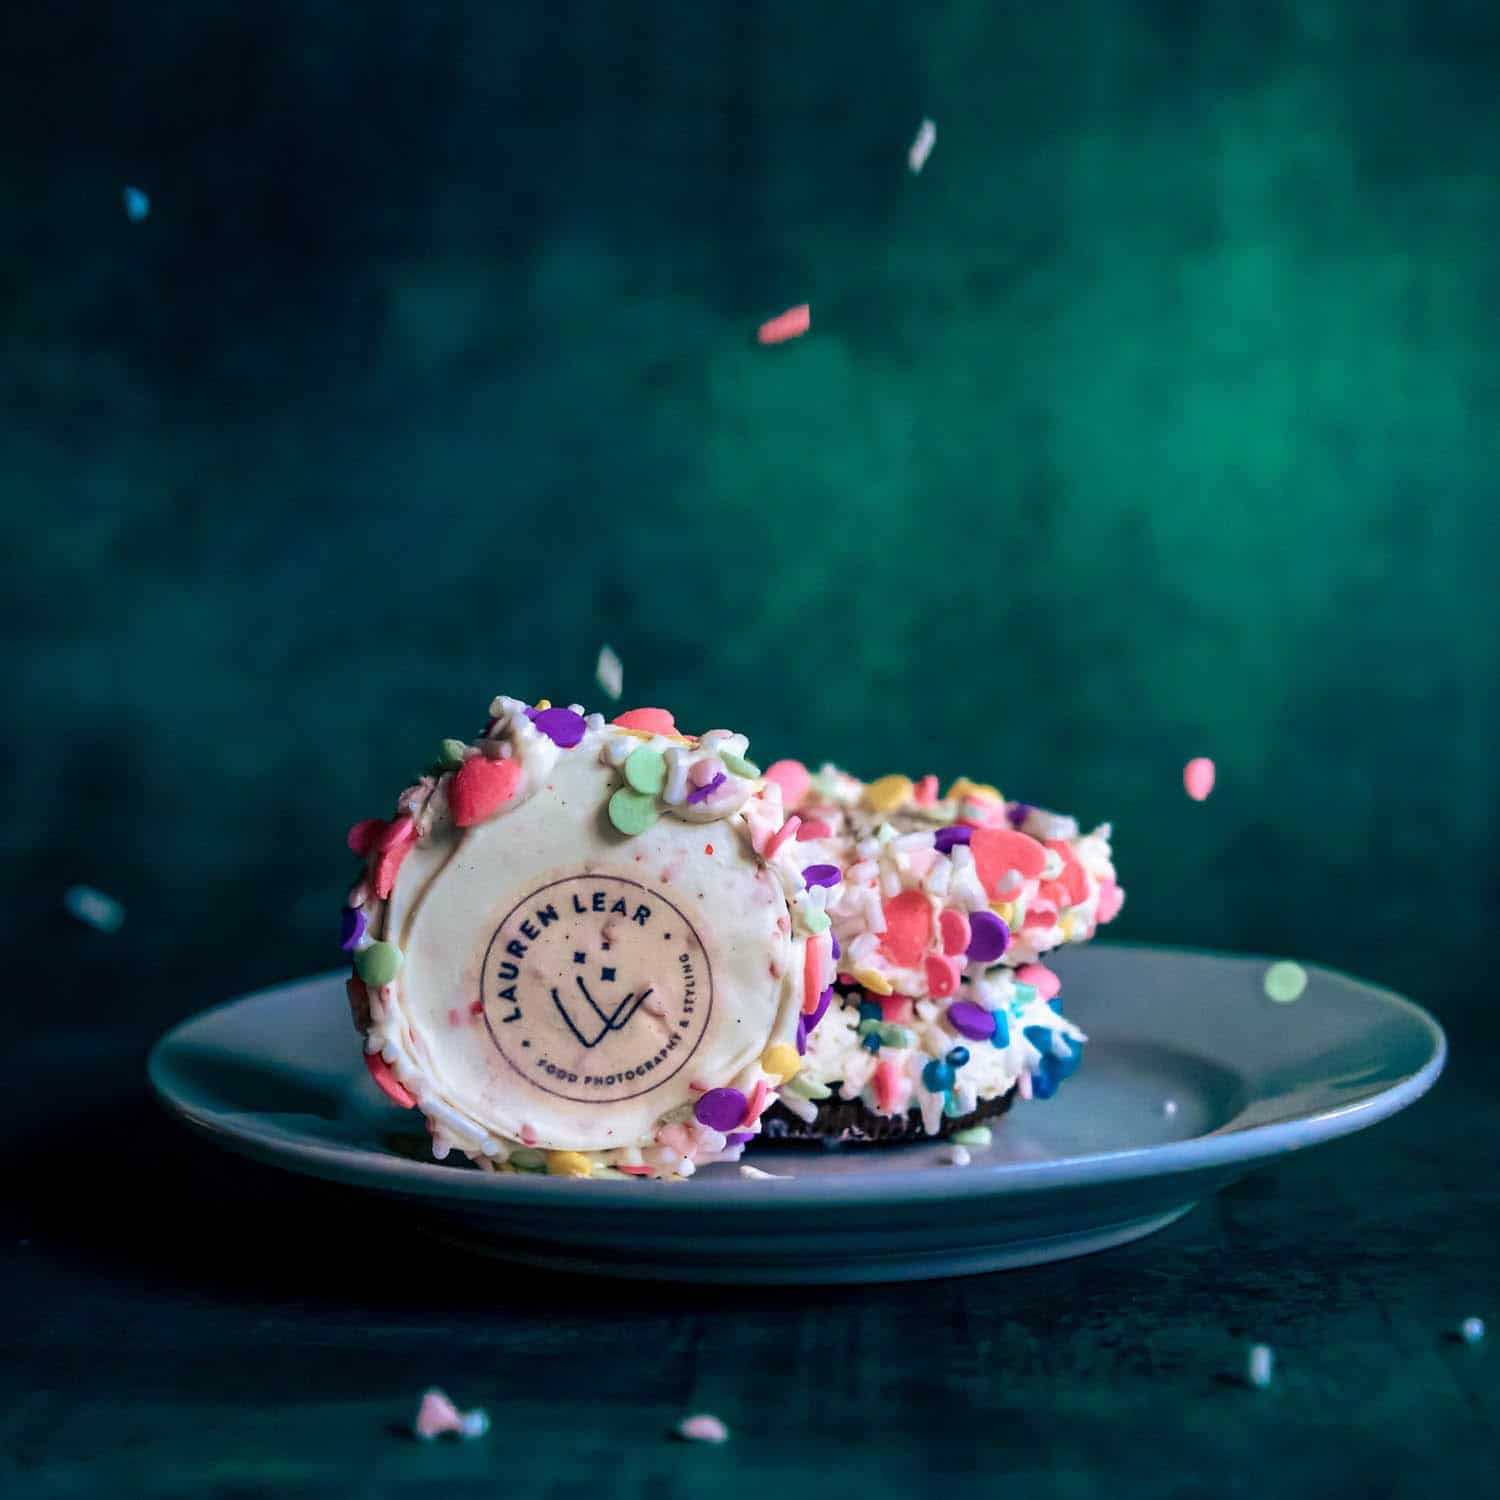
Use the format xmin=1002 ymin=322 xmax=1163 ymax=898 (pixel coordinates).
xmin=546 ymin=1150 xmax=593 ymax=1178
xmin=853 ymin=966 xmax=893 ymax=995
xmin=761 ymin=1043 xmax=801 ymax=1082
xmin=864 ymin=774 xmax=913 ymax=814
xmin=611 ymin=726 xmax=697 ymax=745
xmin=991 ymin=902 xmax=1015 ymax=925
xmin=946 ymin=777 xmax=1003 ymax=804
xmin=1058 ymin=913 xmax=1076 ymax=940
xmin=534 ymin=699 xmax=552 ymax=711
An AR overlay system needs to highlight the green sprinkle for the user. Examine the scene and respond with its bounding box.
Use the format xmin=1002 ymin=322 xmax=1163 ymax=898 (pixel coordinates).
xmin=721 ymin=751 xmax=760 ymax=779
xmin=857 ymin=1018 xmax=882 ymax=1038
xmin=802 ymin=908 xmax=831 ymax=934
xmin=783 ymin=1073 xmax=832 ymax=1101
xmin=877 ymin=1023 xmax=916 ymax=1049
xmin=1012 ymin=981 xmax=1037 ymax=1006
xmin=355 ymin=941 xmax=403 ymax=986
xmin=439 ymin=738 xmax=469 ymax=770
xmin=624 ymin=746 xmax=666 ymax=795
xmin=608 ymin=786 xmax=659 ymax=836
xmin=1263 ymin=961 xmax=1308 ymax=1003
xmin=508 ymin=1147 xmax=547 ymax=1172
xmin=943 ymin=1090 xmax=967 ymax=1117
xmin=951 ymin=1125 xmax=993 ymax=1147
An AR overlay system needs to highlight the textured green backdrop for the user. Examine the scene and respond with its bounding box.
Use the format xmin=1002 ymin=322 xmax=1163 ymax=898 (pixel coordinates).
xmin=4 ymin=2 xmax=1497 ymax=1036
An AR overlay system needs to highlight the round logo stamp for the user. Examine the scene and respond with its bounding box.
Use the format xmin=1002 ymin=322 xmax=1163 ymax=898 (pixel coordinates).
xmin=479 ymin=874 xmax=713 ymax=1104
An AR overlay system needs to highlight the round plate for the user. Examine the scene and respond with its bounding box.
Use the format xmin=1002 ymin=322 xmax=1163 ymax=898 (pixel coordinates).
xmin=147 ymin=944 xmax=1444 ymax=1283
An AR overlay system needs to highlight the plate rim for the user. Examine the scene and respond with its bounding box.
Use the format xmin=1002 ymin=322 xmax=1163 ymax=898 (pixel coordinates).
xmin=147 ymin=944 xmax=1447 ymax=1211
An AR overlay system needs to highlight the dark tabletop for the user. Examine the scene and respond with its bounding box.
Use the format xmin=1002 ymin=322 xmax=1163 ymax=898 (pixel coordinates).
xmin=4 ymin=999 xmax=1495 ymax=1500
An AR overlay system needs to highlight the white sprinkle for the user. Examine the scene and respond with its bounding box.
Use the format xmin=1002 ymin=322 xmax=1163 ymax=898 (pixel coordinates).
xmin=413 ymin=1387 xmax=489 ymax=1441
xmin=738 ymin=1164 xmax=790 ymax=1180
xmin=939 ymin=1144 xmax=971 ymax=1167
xmin=595 ymin=644 xmax=623 ymax=700
xmin=63 ymin=884 xmax=125 ymax=933
xmin=1460 ymin=1316 xmax=1485 ymax=1344
xmin=1161 ymin=1099 xmax=1179 ymax=1117
xmin=122 ymin=185 xmax=150 ymax=221
xmin=677 ymin=1413 xmax=730 ymax=1444
xmin=907 ymin=118 xmax=936 ymax=174
xmin=1247 ymin=1344 xmax=1275 ymax=1388
xmin=778 ymin=1092 xmax=818 ymax=1125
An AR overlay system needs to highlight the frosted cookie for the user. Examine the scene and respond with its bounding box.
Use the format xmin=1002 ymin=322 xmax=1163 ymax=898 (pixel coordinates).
xmin=755 ymin=762 xmax=1123 ymax=1141
xmin=341 ymin=698 xmax=826 ymax=1181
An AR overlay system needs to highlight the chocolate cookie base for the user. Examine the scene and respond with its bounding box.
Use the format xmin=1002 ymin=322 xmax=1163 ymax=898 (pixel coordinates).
xmin=760 ymin=1087 xmax=1016 ymax=1144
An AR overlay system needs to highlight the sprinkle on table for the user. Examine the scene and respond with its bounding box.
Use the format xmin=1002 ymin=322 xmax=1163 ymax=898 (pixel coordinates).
xmin=595 ymin=644 xmax=623 ymax=700
xmin=1183 ymin=757 xmax=1216 ymax=801
xmin=122 ymin=185 xmax=150 ymax=221
xmin=756 ymin=304 xmax=810 ymax=345
xmin=676 ymin=1413 xmax=730 ymax=1444
xmin=1246 ymin=1344 xmax=1275 ymax=1389
xmin=1263 ymin=961 xmax=1308 ymax=1003
xmin=1459 ymin=1316 xmax=1485 ymax=1344
xmin=939 ymin=1144 xmax=971 ymax=1167
xmin=413 ymin=1387 xmax=490 ymax=1441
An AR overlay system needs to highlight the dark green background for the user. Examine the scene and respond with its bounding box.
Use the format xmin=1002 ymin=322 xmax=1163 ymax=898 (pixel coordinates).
xmin=5 ymin=2 xmax=1498 ymax=1030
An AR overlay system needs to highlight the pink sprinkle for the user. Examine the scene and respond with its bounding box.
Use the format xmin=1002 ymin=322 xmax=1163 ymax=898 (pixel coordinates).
xmin=740 ymin=1078 xmax=768 ymax=1128
xmin=1096 ymin=877 xmax=1125 ymax=924
xmin=365 ymin=1051 xmax=416 ymax=1109
xmin=618 ymin=1165 xmax=653 ymax=1176
xmin=874 ymin=1059 xmax=909 ymax=1115
xmin=913 ymin=774 xmax=939 ymax=806
xmin=677 ymin=1413 xmax=730 ymax=1444
xmin=938 ymin=907 xmax=970 ymax=956
xmin=796 ymin=818 xmax=833 ymax=841
xmin=763 ymin=816 xmax=802 ymax=860
xmin=689 ymin=757 xmax=722 ymax=787
xmin=1015 ymin=962 xmax=1061 ymax=1000
xmin=1183 ymin=757 xmax=1216 ymax=801
xmin=763 ymin=759 xmax=811 ymax=809
xmin=757 ymin=304 xmax=810 ymax=345
xmin=413 ymin=1388 xmax=489 ymax=1441
xmin=923 ymin=952 xmax=962 ymax=998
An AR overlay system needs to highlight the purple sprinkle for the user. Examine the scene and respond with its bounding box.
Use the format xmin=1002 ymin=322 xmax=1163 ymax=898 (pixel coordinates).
xmin=806 ymin=985 xmax=834 ymax=1031
xmin=531 ymin=706 xmax=586 ymax=748
xmin=339 ymin=906 xmax=367 ymax=952
xmin=1006 ymin=802 xmax=1033 ymax=829
xmin=686 ymin=772 xmax=726 ymax=805
xmin=830 ymin=932 xmax=841 ymax=961
xmin=724 ymin=1131 xmax=753 ymax=1147
xmin=934 ymin=825 xmax=972 ymax=853
xmin=966 ymin=909 xmax=1011 ymax=964
xmin=949 ymin=999 xmax=999 ymax=1042
xmin=802 ymin=863 xmax=840 ymax=888
xmin=795 ymin=1016 xmax=808 ymax=1054
xmin=524 ymin=707 xmax=540 ymax=722
xmin=694 ymin=1087 xmax=748 ymax=1132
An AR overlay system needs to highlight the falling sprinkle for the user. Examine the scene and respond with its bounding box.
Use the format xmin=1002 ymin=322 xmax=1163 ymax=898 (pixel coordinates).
xmin=1183 ymin=757 xmax=1216 ymax=801
xmin=676 ymin=1413 xmax=730 ymax=1444
xmin=738 ymin=1164 xmax=790 ymax=1180
xmin=1161 ymin=1098 xmax=1179 ymax=1117
xmin=1459 ymin=1316 xmax=1485 ymax=1344
xmin=412 ymin=1388 xmax=490 ymax=1441
xmin=939 ymin=1144 xmax=971 ymax=1167
xmin=63 ymin=884 xmax=125 ymax=933
xmin=122 ymin=186 xmax=150 ymax=222
xmin=907 ymin=117 xmax=937 ymax=174
xmin=1246 ymin=1344 xmax=1275 ymax=1389
xmin=757 ymin=304 xmax=810 ymax=345
xmin=1263 ymin=961 xmax=1308 ymax=1004
xmin=595 ymin=644 xmax=623 ymax=701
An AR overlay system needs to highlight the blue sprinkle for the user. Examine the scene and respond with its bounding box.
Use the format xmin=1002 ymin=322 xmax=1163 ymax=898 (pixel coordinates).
xmin=943 ymin=1089 xmax=967 ymax=1117
xmin=991 ymin=1011 xmax=1011 ymax=1048
xmin=1013 ymin=982 xmax=1037 ymax=1005
xmin=123 ymin=185 xmax=150 ymax=221
xmin=922 ymin=1059 xmax=955 ymax=1092
xmin=946 ymin=1046 xmax=970 ymax=1068
xmin=858 ymin=1000 xmax=882 ymax=1022
xmin=862 ymin=1034 xmax=882 ymax=1054
xmin=1024 ymin=1024 xmax=1052 ymax=1053
xmin=1029 ymin=1067 xmax=1058 ymax=1100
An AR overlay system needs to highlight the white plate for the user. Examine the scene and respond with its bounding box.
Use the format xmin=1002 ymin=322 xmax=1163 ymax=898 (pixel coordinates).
xmin=148 ymin=943 xmax=1445 ymax=1283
